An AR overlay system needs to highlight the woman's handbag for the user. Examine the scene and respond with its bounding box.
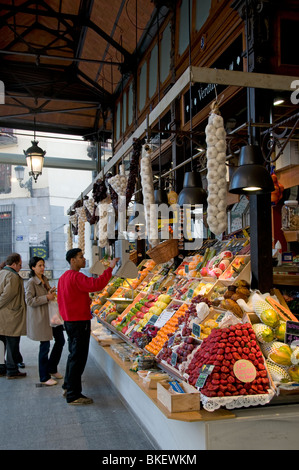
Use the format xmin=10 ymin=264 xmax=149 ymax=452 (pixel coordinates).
xmin=48 ymin=300 xmax=64 ymax=327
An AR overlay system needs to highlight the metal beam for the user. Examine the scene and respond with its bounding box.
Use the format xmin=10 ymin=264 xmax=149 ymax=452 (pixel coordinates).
xmin=0 ymin=153 xmax=97 ymax=171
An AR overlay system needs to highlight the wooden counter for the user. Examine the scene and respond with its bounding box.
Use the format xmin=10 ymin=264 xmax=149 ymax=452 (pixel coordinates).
xmin=90 ymin=333 xmax=299 ymax=450
xmin=91 ymin=333 xmax=235 ymax=423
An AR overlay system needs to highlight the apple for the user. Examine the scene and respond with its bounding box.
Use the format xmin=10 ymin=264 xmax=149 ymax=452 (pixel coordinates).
xmin=200 ymin=267 xmax=208 ymax=276
xmin=218 ymin=259 xmax=230 ymax=271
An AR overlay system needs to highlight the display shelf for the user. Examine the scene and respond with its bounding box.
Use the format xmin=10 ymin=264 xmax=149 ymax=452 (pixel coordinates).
xmin=89 ymin=335 xmax=299 ymax=450
xmin=96 ymin=317 xmax=142 ymax=350
xmin=273 ymin=273 xmax=299 ymax=286
xmin=91 ymin=334 xmax=235 ymax=423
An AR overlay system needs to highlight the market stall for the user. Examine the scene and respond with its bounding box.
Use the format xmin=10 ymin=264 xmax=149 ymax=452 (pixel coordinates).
xmin=85 ymin=238 xmax=299 ymax=449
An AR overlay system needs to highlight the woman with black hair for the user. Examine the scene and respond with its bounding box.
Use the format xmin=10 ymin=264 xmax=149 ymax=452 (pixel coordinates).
xmin=26 ymin=256 xmax=65 ymax=386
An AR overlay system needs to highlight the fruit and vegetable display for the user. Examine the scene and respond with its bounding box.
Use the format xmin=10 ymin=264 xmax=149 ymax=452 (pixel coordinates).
xmin=250 ymin=293 xmax=299 ymax=390
xmin=91 ymin=247 xmax=298 ymax=412
xmin=185 ymin=322 xmax=274 ymax=410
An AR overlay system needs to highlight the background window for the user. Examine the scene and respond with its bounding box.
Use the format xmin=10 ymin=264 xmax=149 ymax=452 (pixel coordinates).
xmin=195 ymin=0 xmax=211 ymax=32
xmin=139 ymin=61 xmax=147 ymax=111
xmin=149 ymin=44 xmax=158 ymax=99
xmin=160 ymin=23 xmax=171 ymax=83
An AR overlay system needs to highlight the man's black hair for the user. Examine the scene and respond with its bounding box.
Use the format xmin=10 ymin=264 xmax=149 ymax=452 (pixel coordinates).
xmin=66 ymin=248 xmax=82 ymax=264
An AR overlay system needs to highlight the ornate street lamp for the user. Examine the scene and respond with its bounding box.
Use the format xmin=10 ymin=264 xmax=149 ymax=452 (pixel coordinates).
xmin=23 ymin=139 xmax=46 ymax=182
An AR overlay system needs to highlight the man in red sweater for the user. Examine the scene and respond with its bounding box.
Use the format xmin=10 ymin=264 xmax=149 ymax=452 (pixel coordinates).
xmin=57 ymin=248 xmax=118 ymax=405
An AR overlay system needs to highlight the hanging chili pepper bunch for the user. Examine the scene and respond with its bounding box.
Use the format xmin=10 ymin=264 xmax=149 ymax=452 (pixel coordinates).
xmin=126 ymin=138 xmax=142 ymax=208
xmin=270 ymin=166 xmax=284 ymax=206
xmin=92 ymin=178 xmax=108 ymax=203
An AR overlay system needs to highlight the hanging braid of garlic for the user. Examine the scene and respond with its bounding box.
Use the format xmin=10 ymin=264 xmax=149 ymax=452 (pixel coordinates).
xmin=140 ymin=144 xmax=159 ymax=248
xmin=76 ymin=206 xmax=87 ymax=253
xmin=107 ymin=164 xmax=128 ymax=213
xmin=84 ymin=196 xmax=94 ymax=220
xmin=205 ymin=100 xmax=227 ymax=236
xmin=67 ymin=223 xmax=73 ymax=251
xmin=97 ymin=196 xmax=111 ymax=249
xmin=69 ymin=212 xmax=78 ymax=236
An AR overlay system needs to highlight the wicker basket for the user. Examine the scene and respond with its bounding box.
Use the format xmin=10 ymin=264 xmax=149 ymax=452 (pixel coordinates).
xmin=129 ymin=250 xmax=138 ymax=264
xmin=146 ymin=239 xmax=179 ymax=264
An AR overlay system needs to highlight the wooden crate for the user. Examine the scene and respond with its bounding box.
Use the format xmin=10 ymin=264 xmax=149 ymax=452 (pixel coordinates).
xmin=219 ymin=255 xmax=251 ymax=286
xmin=157 ymin=381 xmax=201 ymax=412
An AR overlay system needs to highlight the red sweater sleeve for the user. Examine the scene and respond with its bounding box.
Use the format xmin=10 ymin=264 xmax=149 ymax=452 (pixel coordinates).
xmin=57 ymin=267 xmax=112 ymax=321
xmin=74 ymin=267 xmax=112 ymax=293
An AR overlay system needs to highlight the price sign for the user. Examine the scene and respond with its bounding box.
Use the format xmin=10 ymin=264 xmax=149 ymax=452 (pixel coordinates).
xmin=233 ymin=360 xmax=257 ymax=383
xmin=146 ymin=314 xmax=159 ymax=326
xmin=126 ymin=322 xmax=136 ymax=335
xmin=216 ymin=312 xmax=226 ymax=323
xmin=154 ymin=309 xmax=174 ymax=329
xmin=192 ymin=323 xmax=201 ymax=339
xmin=171 ymin=352 xmax=178 ymax=366
xmin=195 ymin=364 xmax=214 ymax=389
xmin=187 ymin=288 xmax=194 ymax=299
xmin=285 ymin=321 xmax=299 ymax=346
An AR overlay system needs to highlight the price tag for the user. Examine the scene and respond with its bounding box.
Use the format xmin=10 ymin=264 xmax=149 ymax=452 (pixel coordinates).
xmin=195 ymin=364 xmax=214 ymax=389
xmin=187 ymin=288 xmax=194 ymax=299
xmin=171 ymin=352 xmax=178 ymax=366
xmin=126 ymin=322 xmax=136 ymax=335
xmin=184 ymin=264 xmax=189 ymax=274
xmin=168 ymin=335 xmax=175 ymax=347
xmin=146 ymin=314 xmax=159 ymax=326
xmin=167 ymin=286 xmax=174 ymax=295
xmin=216 ymin=312 xmax=226 ymax=323
xmin=192 ymin=323 xmax=201 ymax=339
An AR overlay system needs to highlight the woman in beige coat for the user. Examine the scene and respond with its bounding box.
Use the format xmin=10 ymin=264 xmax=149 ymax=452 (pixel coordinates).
xmin=26 ymin=257 xmax=65 ymax=386
xmin=0 ymin=253 xmax=26 ymax=379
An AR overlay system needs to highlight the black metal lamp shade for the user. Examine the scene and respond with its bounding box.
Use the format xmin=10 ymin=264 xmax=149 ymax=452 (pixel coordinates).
xmin=178 ymin=172 xmax=207 ymax=206
xmin=154 ymin=188 xmax=169 ymax=205
xmin=229 ymin=145 xmax=274 ymax=195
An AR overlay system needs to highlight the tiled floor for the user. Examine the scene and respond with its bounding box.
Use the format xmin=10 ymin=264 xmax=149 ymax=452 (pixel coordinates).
xmin=0 ymin=334 xmax=156 ymax=450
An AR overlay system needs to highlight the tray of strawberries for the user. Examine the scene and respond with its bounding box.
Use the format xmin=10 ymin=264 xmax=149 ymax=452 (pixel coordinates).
xmin=184 ymin=322 xmax=275 ymax=411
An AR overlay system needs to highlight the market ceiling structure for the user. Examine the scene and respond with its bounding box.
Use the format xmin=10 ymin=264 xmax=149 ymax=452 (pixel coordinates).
xmin=0 ymin=0 xmax=165 ymax=138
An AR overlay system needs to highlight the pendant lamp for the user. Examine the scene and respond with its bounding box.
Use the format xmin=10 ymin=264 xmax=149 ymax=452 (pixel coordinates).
xmin=178 ymin=172 xmax=207 ymax=207
xmin=229 ymin=145 xmax=274 ymax=195
xmin=23 ymin=140 xmax=46 ymax=182
xmin=154 ymin=187 xmax=169 ymax=205
xmin=23 ymin=117 xmax=46 ymax=183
